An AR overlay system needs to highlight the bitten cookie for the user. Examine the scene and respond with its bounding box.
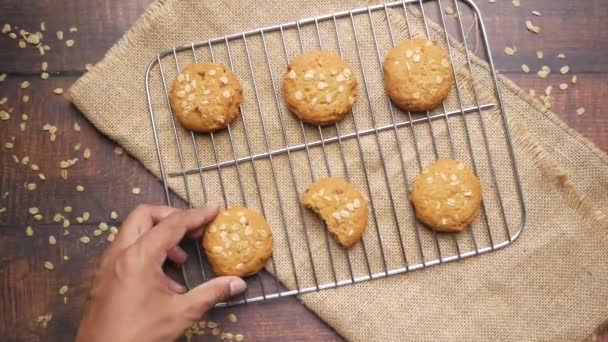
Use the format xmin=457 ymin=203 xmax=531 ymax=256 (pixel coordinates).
xmin=383 ymin=38 xmax=454 ymax=112
xmin=283 ymin=51 xmax=358 ymax=126
xmin=301 ymin=177 xmax=368 ymax=248
xmin=202 ymin=206 xmax=272 ymax=277
xmin=170 ymin=62 xmax=242 ymax=133
xmin=410 ymin=159 xmax=482 ymax=233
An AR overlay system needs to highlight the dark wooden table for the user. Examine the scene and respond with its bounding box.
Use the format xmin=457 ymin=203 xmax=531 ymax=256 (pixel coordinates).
xmin=1 ymin=0 xmax=606 ymax=341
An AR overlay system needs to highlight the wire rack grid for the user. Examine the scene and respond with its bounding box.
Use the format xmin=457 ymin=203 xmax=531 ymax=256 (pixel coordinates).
xmin=145 ymin=0 xmax=526 ymax=306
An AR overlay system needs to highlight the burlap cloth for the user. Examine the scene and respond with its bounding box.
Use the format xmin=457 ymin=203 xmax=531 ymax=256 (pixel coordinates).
xmin=68 ymin=0 xmax=608 ymax=340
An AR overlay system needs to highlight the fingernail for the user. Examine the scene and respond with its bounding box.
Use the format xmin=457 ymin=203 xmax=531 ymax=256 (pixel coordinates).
xmin=174 ymin=246 xmax=188 ymax=261
xmin=229 ymin=278 xmax=247 ymax=296
xmin=175 ymin=283 xmax=187 ymax=294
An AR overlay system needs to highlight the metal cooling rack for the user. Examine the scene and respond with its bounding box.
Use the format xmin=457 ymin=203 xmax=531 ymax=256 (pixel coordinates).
xmin=145 ymin=0 xmax=526 ymax=306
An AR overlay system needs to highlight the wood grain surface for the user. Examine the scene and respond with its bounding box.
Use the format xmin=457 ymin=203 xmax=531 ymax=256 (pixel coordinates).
xmin=0 ymin=0 xmax=606 ymax=341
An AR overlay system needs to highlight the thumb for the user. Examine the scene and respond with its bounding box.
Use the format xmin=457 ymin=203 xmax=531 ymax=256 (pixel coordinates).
xmin=182 ymin=276 xmax=247 ymax=314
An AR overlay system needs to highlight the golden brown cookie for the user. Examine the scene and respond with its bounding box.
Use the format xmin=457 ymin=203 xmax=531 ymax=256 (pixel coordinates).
xmin=170 ymin=62 xmax=242 ymax=133
xmin=410 ymin=159 xmax=482 ymax=233
xmin=301 ymin=177 xmax=368 ymax=248
xmin=283 ymin=51 xmax=358 ymax=126
xmin=202 ymin=206 xmax=272 ymax=277
xmin=383 ymin=38 xmax=454 ymax=112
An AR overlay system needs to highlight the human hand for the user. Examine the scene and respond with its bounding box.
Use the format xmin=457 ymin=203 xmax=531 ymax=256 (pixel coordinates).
xmin=76 ymin=205 xmax=247 ymax=342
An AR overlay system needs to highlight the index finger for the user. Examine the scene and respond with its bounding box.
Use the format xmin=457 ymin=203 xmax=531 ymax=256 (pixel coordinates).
xmin=113 ymin=204 xmax=182 ymax=249
xmin=135 ymin=206 xmax=219 ymax=264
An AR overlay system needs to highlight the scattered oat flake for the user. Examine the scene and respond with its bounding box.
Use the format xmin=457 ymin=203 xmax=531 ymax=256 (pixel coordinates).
xmin=0 ymin=207 xmax=6 ymax=214
xmin=526 ymin=20 xmax=541 ymax=33
xmin=44 ymin=261 xmax=54 ymax=270
xmin=445 ymin=6 xmax=455 ymax=15
xmin=53 ymin=88 xmax=64 ymax=95
xmin=36 ymin=313 xmax=53 ymax=328
xmin=0 ymin=73 xmax=6 ymax=81
xmin=227 ymin=313 xmax=238 ymax=323
xmin=41 ymin=72 xmax=49 ymax=80
xmin=79 ymin=236 xmax=91 ymax=244
xmin=22 ymin=95 xmax=29 ymax=102
xmin=93 ymin=229 xmax=103 ymax=237
xmin=76 ymin=185 xmax=84 ymax=192
xmin=110 ymin=226 xmax=118 ymax=234
xmin=0 ymin=97 xmax=7 ymax=105
xmin=58 ymin=285 xmax=69 ymax=295
xmin=26 ymin=226 xmax=34 ymax=236
xmin=65 ymin=39 xmax=75 ymax=47
xmin=576 ymin=107 xmax=585 ymax=116
xmin=49 ymin=235 xmax=57 ymax=245
xmin=545 ymin=85 xmax=552 ymax=96
xmin=532 ymin=10 xmax=541 ymax=16
xmin=536 ymin=50 xmax=543 ymax=59
xmin=537 ymin=65 xmax=551 ymax=79
xmin=521 ymin=64 xmax=530 ymax=73
xmin=26 ymin=182 xmax=37 ymax=190
xmin=512 ymin=0 xmax=520 ymax=7
xmin=559 ymin=83 xmax=568 ymax=90
xmin=504 ymin=46 xmax=516 ymax=56
xmin=1 ymin=24 xmax=10 ymax=34
xmin=235 ymin=334 xmax=244 ymax=341
xmin=28 ymin=207 xmax=39 ymax=215
xmin=69 ymin=27 xmax=78 ymax=32
xmin=107 ymin=233 xmax=116 ymax=242
xmin=110 ymin=211 xmax=118 ymax=220
xmin=560 ymin=65 xmax=570 ymax=74
xmin=113 ymin=146 xmax=124 ymax=155
xmin=132 ymin=187 xmax=141 ymax=195
xmin=53 ymin=213 xmax=63 ymax=222
xmin=20 ymin=81 xmax=30 ymax=89
xmin=557 ymin=53 xmax=566 ymax=59
xmin=83 ymin=148 xmax=91 ymax=159
xmin=56 ymin=30 xmax=64 ymax=40
xmin=571 ymin=75 xmax=577 ymax=84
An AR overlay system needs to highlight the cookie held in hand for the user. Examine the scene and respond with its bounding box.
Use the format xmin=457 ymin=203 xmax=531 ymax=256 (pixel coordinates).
xmin=203 ymin=206 xmax=272 ymax=277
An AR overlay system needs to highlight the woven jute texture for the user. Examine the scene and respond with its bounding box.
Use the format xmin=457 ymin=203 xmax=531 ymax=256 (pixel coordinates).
xmin=68 ymin=0 xmax=608 ymax=340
